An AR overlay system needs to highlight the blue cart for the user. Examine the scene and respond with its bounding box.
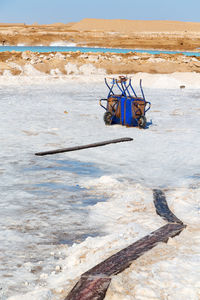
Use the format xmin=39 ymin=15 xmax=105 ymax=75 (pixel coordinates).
xmin=99 ymin=76 xmax=151 ymax=128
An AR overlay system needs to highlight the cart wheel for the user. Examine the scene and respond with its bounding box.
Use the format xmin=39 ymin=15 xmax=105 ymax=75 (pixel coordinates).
xmin=104 ymin=112 xmax=112 ymax=125
xmin=138 ymin=116 xmax=147 ymax=128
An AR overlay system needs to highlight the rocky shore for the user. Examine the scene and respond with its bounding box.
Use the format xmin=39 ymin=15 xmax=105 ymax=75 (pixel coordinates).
xmin=1 ymin=50 xmax=200 ymax=76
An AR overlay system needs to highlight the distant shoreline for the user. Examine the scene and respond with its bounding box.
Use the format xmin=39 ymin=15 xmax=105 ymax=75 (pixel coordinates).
xmin=0 ymin=19 xmax=200 ymax=51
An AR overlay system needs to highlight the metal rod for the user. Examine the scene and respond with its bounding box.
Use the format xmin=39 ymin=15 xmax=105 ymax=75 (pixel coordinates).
xmin=140 ymin=79 xmax=145 ymax=100
xmin=105 ymin=78 xmax=114 ymax=97
xmin=116 ymin=80 xmax=126 ymax=96
xmin=129 ymin=79 xmax=138 ymax=97
xmin=35 ymin=137 xmax=133 ymax=156
xmin=122 ymin=80 xmax=131 ymax=97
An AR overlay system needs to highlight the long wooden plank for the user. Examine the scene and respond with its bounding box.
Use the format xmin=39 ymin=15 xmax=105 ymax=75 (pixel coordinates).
xmin=35 ymin=137 xmax=133 ymax=156
xmin=65 ymin=223 xmax=185 ymax=300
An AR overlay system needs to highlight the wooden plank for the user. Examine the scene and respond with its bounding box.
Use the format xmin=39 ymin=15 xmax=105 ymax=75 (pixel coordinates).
xmin=65 ymin=277 xmax=111 ymax=300
xmin=35 ymin=137 xmax=133 ymax=156
xmin=65 ymin=223 xmax=185 ymax=300
xmin=153 ymin=189 xmax=183 ymax=224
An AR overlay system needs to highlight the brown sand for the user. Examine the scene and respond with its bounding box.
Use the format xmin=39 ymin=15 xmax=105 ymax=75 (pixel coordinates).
xmin=0 ymin=19 xmax=200 ymax=50
xmin=71 ymin=18 xmax=200 ymax=33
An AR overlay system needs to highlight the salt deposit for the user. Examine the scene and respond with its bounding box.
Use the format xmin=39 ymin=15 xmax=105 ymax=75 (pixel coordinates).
xmin=50 ymin=42 xmax=77 ymax=47
xmin=8 ymin=62 xmax=23 ymax=71
xmin=147 ymin=57 xmax=166 ymax=63
xmin=64 ymin=62 xmax=106 ymax=76
xmin=50 ymin=68 xmax=63 ymax=76
xmin=64 ymin=62 xmax=79 ymax=75
xmin=54 ymin=53 xmax=66 ymax=60
xmin=23 ymin=64 xmax=47 ymax=76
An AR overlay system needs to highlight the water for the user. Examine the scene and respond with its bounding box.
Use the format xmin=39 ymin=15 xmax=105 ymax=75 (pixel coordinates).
xmin=0 ymin=45 xmax=200 ymax=57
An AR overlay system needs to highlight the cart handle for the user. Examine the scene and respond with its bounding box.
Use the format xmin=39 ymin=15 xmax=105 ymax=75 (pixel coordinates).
xmin=145 ymin=101 xmax=151 ymax=113
xmin=99 ymin=99 xmax=108 ymax=110
xmin=105 ymin=78 xmax=115 ymax=97
xmin=140 ymin=79 xmax=145 ymax=101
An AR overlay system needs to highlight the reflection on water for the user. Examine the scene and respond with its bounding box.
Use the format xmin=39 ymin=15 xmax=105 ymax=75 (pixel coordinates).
xmin=25 ymin=158 xmax=103 ymax=176
xmin=22 ymin=158 xmax=106 ymax=244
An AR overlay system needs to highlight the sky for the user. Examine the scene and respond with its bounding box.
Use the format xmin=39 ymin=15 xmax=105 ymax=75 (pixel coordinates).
xmin=0 ymin=0 xmax=200 ymax=24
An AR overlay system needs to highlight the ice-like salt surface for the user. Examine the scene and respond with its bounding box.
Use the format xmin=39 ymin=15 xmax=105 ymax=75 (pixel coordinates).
xmin=0 ymin=75 xmax=199 ymax=299
xmin=49 ymin=42 xmax=77 ymax=47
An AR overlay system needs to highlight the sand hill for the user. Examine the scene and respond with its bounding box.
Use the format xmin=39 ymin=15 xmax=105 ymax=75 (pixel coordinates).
xmin=71 ymin=18 xmax=200 ymax=33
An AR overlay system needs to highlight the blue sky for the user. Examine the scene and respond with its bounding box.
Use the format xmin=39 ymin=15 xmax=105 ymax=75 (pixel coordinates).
xmin=0 ymin=0 xmax=200 ymax=24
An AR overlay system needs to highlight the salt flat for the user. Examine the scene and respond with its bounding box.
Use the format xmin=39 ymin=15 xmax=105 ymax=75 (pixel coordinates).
xmin=0 ymin=75 xmax=199 ymax=299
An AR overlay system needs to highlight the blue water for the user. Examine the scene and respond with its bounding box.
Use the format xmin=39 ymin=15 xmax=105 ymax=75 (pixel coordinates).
xmin=1 ymin=45 xmax=200 ymax=57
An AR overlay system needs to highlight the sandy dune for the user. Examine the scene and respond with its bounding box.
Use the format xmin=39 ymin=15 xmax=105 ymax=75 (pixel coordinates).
xmin=71 ymin=18 xmax=200 ymax=33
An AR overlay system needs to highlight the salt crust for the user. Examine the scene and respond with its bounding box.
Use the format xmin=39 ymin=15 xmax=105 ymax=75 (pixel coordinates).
xmin=1 ymin=70 xmax=200 ymax=89
xmin=2 ymin=80 xmax=199 ymax=300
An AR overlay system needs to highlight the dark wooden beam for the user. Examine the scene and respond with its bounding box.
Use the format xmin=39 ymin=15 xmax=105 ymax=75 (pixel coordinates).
xmin=65 ymin=277 xmax=111 ymax=300
xmin=35 ymin=137 xmax=133 ymax=156
xmin=153 ymin=189 xmax=183 ymax=224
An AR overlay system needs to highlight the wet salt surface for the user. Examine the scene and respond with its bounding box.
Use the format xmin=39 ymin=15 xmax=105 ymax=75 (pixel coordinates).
xmin=0 ymin=157 xmax=106 ymax=297
xmin=0 ymin=78 xmax=200 ymax=299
